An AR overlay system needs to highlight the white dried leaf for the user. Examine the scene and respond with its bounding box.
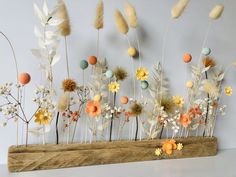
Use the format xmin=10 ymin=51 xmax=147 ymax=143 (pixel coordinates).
xmin=51 ymin=54 xmax=60 ymax=66
xmin=34 ymin=3 xmax=45 ymax=23
xmin=43 ymin=0 xmax=49 ymax=17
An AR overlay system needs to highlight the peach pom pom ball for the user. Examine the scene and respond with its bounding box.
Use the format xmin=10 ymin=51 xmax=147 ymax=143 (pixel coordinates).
xmin=88 ymin=56 xmax=97 ymax=65
xmin=183 ymin=53 xmax=192 ymax=63
xmin=121 ymin=96 xmax=129 ymax=104
xmin=18 ymin=73 xmax=31 ymax=85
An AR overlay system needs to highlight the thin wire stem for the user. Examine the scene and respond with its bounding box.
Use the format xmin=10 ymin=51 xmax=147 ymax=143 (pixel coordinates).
xmin=0 ymin=31 xmax=20 ymax=146
xmin=64 ymin=37 xmax=70 ymax=78
xmin=134 ymin=29 xmax=141 ymax=67
xmin=125 ymin=35 xmax=136 ymax=100
xmin=197 ymin=21 xmax=212 ymax=66
xmin=96 ymin=30 xmax=100 ymax=59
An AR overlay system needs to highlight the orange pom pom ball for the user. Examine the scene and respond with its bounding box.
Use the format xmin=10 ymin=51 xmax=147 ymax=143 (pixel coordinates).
xmin=121 ymin=96 xmax=129 ymax=104
xmin=88 ymin=56 xmax=97 ymax=65
xmin=183 ymin=53 xmax=192 ymax=63
xmin=18 ymin=73 xmax=31 ymax=85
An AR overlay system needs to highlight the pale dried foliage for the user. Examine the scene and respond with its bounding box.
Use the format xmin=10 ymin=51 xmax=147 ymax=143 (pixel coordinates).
xmin=57 ymin=92 xmax=70 ymax=112
xmin=94 ymin=0 xmax=104 ymax=30
xmin=209 ymin=4 xmax=224 ymax=20
xmin=202 ymin=80 xmax=219 ymax=98
xmin=124 ymin=2 xmax=138 ymax=28
xmin=171 ymin=0 xmax=189 ymax=19
xmin=114 ymin=10 xmax=129 ymax=34
xmin=57 ymin=0 xmax=71 ymax=36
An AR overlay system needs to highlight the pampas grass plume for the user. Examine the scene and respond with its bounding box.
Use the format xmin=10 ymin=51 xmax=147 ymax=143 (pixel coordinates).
xmin=124 ymin=2 xmax=138 ymax=28
xmin=114 ymin=10 xmax=129 ymax=34
xmin=94 ymin=0 xmax=104 ymax=30
xmin=209 ymin=4 xmax=224 ymax=20
xmin=57 ymin=92 xmax=70 ymax=112
xmin=171 ymin=0 xmax=189 ymax=19
xmin=57 ymin=0 xmax=71 ymax=36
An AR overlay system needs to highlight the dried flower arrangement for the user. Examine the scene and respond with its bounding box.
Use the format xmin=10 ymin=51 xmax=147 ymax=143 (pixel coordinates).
xmin=0 ymin=0 xmax=233 ymax=172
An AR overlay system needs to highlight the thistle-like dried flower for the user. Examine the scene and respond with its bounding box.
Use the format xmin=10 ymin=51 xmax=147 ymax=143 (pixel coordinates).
xmin=62 ymin=79 xmax=77 ymax=92
xmin=57 ymin=92 xmax=70 ymax=112
xmin=202 ymin=80 xmax=219 ymax=98
xmin=160 ymin=97 xmax=175 ymax=113
xmin=171 ymin=0 xmax=189 ymax=19
xmin=57 ymin=0 xmax=71 ymax=36
xmin=124 ymin=2 xmax=138 ymax=28
xmin=202 ymin=57 xmax=216 ymax=68
xmin=114 ymin=10 xmax=129 ymax=34
xmin=94 ymin=0 xmax=104 ymax=30
xmin=209 ymin=4 xmax=224 ymax=20
xmin=113 ymin=67 xmax=128 ymax=81
xmin=130 ymin=102 xmax=143 ymax=116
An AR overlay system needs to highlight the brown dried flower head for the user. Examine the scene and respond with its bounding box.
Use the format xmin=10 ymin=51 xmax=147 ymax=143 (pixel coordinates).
xmin=130 ymin=102 xmax=143 ymax=116
xmin=114 ymin=67 xmax=128 ymax=81
xmin=202 ymin=57 xmax=216 ymax=68
xmin=160 ymin=97 xmax=175 ymax=113
xmin=62 ymin=79 xmax=77 ymax=92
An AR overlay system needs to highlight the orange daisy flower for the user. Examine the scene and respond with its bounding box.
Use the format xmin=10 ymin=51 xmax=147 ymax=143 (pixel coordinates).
xmin=179 ymin=113 xmax=191 ymax=128
xmin=85 ymin=100 xmax=101 ymax=118
xmin=162 ymin=139 xmax=177 ymax=155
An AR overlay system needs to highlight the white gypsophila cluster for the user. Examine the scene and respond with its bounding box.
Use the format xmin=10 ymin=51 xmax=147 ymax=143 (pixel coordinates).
xmin=102 ymin=103 xmax=112 ymax=119
xmin=0 ymin=103 xmax=18 ymax=117
xmin=169 ymin=111 xmax=180 ymax=134
xmin=33 ymin=86 xmax=56 ymax=110
xmin=219 ymin=105 xmax=227 ymax=116
xmin=0 ymin=83 xmax=13 ymax=95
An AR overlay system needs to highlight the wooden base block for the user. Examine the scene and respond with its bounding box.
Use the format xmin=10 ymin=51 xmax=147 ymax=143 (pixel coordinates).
xmin=8 ymin=137 xmax=217 ymax=172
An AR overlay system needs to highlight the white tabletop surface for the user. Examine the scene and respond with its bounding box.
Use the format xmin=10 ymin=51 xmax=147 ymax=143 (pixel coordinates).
xmin=1 ymin=149 xmax=236 ymax=177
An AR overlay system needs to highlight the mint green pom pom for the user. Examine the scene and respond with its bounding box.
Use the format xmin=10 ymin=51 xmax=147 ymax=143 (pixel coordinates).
xmin=105 ymin=70 xmax=113 ymax=78
xmin=80 ymin=60 xmax=88 ymax=70
xmin=141 ymin=81 xmax=149 ymax=89
xmin=202 ymin=48 xmax=211 ymax=56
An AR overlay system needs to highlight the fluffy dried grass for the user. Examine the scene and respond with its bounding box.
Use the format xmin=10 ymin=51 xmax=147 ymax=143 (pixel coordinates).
xmin=57 ymin=92 xmax=70 ymax=112
xmin=57 ymin=0 xmax=71 ymax=36
xmin=171 ymin=0 xmax=189 ymax=19
xmin=94 ymin=0 xmax=104 ymax=30
xmin=124 ymin=2 xmax=138 ymax=28
xmin=114 ymin=10 xmax=129 ymax=34
xmin=209 ymin=4 xmax=224 ymax=20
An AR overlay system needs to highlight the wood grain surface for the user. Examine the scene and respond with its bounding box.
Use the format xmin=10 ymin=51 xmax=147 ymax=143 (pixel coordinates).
xmin=8 ymin=137 xmax=217 ymax=172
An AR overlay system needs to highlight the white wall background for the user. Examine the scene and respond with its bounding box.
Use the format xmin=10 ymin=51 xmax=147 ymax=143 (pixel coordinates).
xmin=0 ymin=0 xmax=236 ymax=164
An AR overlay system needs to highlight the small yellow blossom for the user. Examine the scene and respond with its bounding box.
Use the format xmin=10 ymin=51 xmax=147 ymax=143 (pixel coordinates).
xmin=186 ymin=81 xmax=193 ymax=88
xmin=34 ymin=109 xmax=52 ymax=125
xmin=177 ymin=143 xmax=183 ymax=151
xmin=155 ymin=148 xmax=162 ymax=156
xmin=224 ymin=86 xmax=233 ymax=96
xmin=108 ymin=82 xmax=120 ymax=93
xmin=93 ymin=94 xmax=102 ymax=102
xmin=135 ymin=67 xmax=149 ymax=81
xmin=172 ymin=96 xmax=184 ymax=107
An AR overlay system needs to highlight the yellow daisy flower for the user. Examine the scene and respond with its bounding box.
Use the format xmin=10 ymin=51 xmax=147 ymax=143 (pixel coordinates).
xmin=136 ymin=67 xmax=149 ymax=81
xmin=173 ymin=96 xmax=184 ymax=107
xmin=155 ymin=148 xmax=162 ymax=156
xmin=224 ymin=86 xmax=233 ymax=96
xmin=177 ymin=143 xmax=183 ymax=151
xmin=108 ymin=82 xmax=120 ymax=93
xmin=34 ymin=109 xmax=52 ymax=125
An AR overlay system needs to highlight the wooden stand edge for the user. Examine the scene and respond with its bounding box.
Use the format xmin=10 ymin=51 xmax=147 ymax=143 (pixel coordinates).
xmin=8 ymin=136 xmax=217 ymax=172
